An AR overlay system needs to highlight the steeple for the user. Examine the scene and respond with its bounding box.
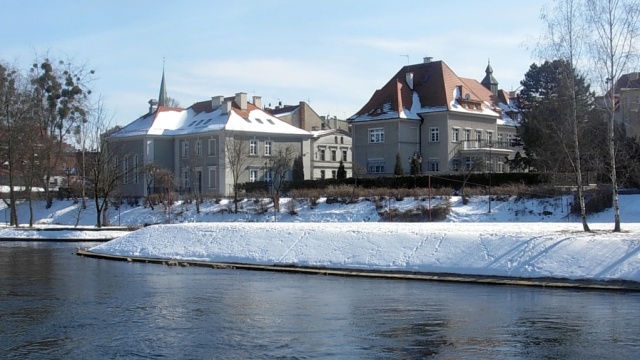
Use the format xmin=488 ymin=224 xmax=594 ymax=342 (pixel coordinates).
xmin=481 ymin=59 xmax=499 ymax=96
xmin=158 ymin=62 xmax=168 ymax=107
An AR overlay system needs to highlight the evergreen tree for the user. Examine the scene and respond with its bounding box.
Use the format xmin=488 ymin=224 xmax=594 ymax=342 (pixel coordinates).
xmin=337 ymin=160 xmax=347 ymax=179
xmin=292 ymin=155 xmax=304 ymax=183
xmin=393 ymin=152 xmax=404 ymax=175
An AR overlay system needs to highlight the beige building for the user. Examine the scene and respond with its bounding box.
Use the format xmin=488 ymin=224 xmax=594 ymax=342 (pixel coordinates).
xmin=348 ymin=57 xmax=519 ymax=176
xmin=309 ymin=129 xmax=352 ymax=179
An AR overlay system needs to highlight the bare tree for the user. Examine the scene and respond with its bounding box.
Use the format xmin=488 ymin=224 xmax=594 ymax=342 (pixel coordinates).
xmin=84 ymin=101 xmax=121 ymax=228
xmin=585 ymin=0 xmax=640 ymax=232
xmin=267 ymin=145 xmax=297 ymax=214
xmin=0 ymin=62 xmax=30 ymax=226
xmin=224 ymin=134 xmax=250 ymax=213
xmin=536 ymin=0 xmax=591 ymax=231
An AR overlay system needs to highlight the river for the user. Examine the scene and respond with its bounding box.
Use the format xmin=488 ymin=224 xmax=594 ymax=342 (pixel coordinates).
xmin=1 ymin=242 xmax=639 ymax=359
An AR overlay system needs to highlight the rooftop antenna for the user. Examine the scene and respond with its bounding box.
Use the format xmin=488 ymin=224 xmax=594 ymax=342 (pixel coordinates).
xmin=401 ymin=55 xmax=410 ymax=64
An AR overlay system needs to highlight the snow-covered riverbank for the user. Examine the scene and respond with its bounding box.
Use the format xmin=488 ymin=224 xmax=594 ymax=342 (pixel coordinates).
xmin=87 ymin=221 xmax=640 ymax=285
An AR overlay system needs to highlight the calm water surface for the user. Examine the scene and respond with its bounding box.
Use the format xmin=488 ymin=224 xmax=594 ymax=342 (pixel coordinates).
xmin=1 ymin=242 xmax=639 ymax=359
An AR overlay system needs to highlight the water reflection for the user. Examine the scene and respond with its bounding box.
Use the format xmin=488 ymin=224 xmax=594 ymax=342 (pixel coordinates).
xmin=1 ymin=243 xmax=639 ymax=359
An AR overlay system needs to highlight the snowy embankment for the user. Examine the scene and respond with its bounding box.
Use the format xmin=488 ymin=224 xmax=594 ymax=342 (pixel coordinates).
xmin=88 ymin=221 xmax=640 ymax=284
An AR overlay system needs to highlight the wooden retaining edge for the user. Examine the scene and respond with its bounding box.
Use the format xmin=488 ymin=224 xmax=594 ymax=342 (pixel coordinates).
xmin=76 ymin=249 xmax=640 ymax=292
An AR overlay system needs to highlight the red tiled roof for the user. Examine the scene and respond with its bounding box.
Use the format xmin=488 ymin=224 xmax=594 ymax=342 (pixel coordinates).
xmin=351 ymin=60 xmax=494 ymax=120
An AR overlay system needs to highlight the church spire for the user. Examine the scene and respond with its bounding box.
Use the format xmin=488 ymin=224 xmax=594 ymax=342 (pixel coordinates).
xmin=481 ymin=59 xmax=499 ymax=96
xmin=158 ymin=60 xmax=168 ymax=107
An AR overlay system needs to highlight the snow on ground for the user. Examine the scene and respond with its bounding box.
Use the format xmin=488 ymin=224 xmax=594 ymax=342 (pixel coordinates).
xmin=2 ymin=194 xmax=640 ymax=284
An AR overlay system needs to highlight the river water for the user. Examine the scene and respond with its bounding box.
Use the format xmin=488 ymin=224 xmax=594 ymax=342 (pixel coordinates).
xmin=1 ymin=242 xmax=639 ymax=359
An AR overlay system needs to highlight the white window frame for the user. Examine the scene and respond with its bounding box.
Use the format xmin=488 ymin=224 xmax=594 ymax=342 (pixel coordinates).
xmin=182 ymin=169 xmax=190 ymax=189
xmin=369 ymin=128 xmax=385 ymax=143
xmin=319 ymin=149 xmax=326 ymax=161
xmin=208 ymin=167 xmax=217 ymax=189
xmin=249 ymin=169 xmax=258 ymax=182
xmin=182 ymin=140 xmax=189 ymax=158
xmin=429 ymin=127 xmax=439 ymax=142
xmin=208 ymin=138 xmax=217 ymax=156
xmin=123 ymin=156 xmax=129 ymax=184
xmin=341 ymin=150 xmax=348 ymax=162
xmin=264 ymin=140 xmax=272 ymax=156
xmin=487 ymin=131 xmax=494 ymax=145
xmin=331 ymin=170 xmax=337 ymax=179
xmin=368 ymin=160 xmax=386 ymax=174
xmin=452 ymin=128 xmax=460 ymax=142
xmin=498 ymin=133 xmax=504 ymax=146
xmin=133 ymin=155 xmax=139 ymax=184
xmin=249 ymin=139 xmax=258 ymax=156
xmin=264 ymin=169 xmax=272 ymax=183
xmin=331 ymin=149 xmax=337 ymax=161
xmin=195 ymin=139 xmax=202 ymax=157
xmin=428 ymin=159 xmax=439 ymax=172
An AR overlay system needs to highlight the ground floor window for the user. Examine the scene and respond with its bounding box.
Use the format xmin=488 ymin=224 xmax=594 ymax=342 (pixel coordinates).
xmin=250 ymin=169 xmax=258 ymax=182
xmin=428 ymin=160 xmax=439 ymax=172
xmin=208 ymin=167 xmax=217 ymax=189
xmin=368 ymin=160 xmax=386 ymax=174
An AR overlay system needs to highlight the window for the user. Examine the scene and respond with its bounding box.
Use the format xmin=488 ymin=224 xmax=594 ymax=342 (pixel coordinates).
xmin=452 ymin=128 xmax=460 ymax=142
xmin=264 ymin=140 xmax=272 ymax=156
xmin=146 ymin=140 xmax=152 ymax=156
xmin=320 ymin=170 xmax=325 ymax=179
xmin=487 ymin=131 xmax=493 ymax=145
xmin=340 ymin=136 xmax=344 ymax=144
xmin=507 ymin=134 xmax=514 ymax=147
xmin=195 ymin=140 xmax=202 ymax=157
xmin=428 ymin=160 xmax=440 ymax=172
xmin=319 ymin=149 xmax=326 ymax=161
xmin=123 ymin=156 xmax=129 ymax=184
xmin=331 ymin=149 xmax=337 ymax=161
xmin=208 ymin=138 xmax=217 ymax=156
xmin=465 ymin=156 xmax=473 ymax=170
xmin=475 ymin=130 xmax=482 ymax=144
xmin=250 ymin=139 xmax=258 ymax=156
xmin=464 ymin=129 xmax=471 ymax=141
xmin=368 ymin=160 xmax=386 ymax=174
xmin=208 ymin=168 xmax=217 ymax=189
xmin=264 ymin=169 xmax=272 ymax=183
xmin=451 ymin=158 xmax=460 ymax=172
xmin=182 ymin=140 xmax=189 ymax=158
xmin=250 ymin=169 xmax=258 ymax=182
xmin=133 ymin=155 xmax=139 ymax=184
xmin=429 ymin=127 xmax=439 ymax=142
xmin=331 ymin=170 xmax=337 ymax=179
xmin=334 ymin=136 xmax=338 ymax=144
xmin=182 ymin=169 xmax=190 ymax=189
xmin=498 ymin=133 xmax=504 ymax=146
xmin=369 ymin=128 xmax=384 ymax=143
xmin=342 ymin=150 xmax=348 ymax=162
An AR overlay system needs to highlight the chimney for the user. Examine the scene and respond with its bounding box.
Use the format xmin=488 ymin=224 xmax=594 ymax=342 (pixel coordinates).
xmin=406 ymin=72 xmax=414 ymax=90
xmin=424 ymin=56 xmax=433 ymax=63
xmin=148 ymin=99 xmax=158 ymax=114
xmin=299 ymin=101 xmax=306 ymax=130
xmin=235 ymin=92 xmax=247 ymax=110
xmin=222 ymin=100 xmax=232 ymax=114
xmin=211 ymin=96 xmax=224 ymax=108
xmin=253 ymin=95 xmax=262 ymax=109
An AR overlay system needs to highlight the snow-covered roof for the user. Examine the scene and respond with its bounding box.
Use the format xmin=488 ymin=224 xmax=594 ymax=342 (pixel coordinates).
xmin=349 ymin=60 xmax=518 ymax=127
xmin=110 ymin=100 xmax=311 ymax=139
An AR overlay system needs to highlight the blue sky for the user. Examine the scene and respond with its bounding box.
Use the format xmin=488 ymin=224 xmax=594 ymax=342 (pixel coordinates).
xmin=1 ymin=0 xmax=547 ymax=126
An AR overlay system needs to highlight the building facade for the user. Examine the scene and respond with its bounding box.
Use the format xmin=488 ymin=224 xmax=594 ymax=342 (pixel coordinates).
xmin=348 ymin=57 xmax=519 ymax=177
